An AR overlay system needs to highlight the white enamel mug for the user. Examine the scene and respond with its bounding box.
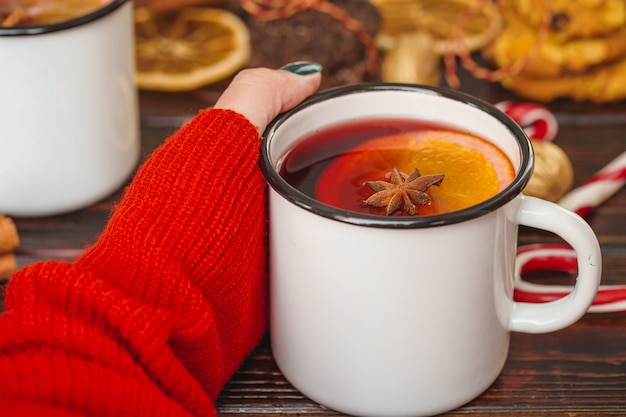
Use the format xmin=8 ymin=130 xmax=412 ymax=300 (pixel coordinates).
xmin=0 ymin=0 xmax=139 ymax=217
xmin=260 ymin=84 xmax=602 ymax=417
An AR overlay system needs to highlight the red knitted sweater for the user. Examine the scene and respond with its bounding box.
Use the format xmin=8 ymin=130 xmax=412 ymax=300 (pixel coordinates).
xmin=0 ymin=109 xmax=267 ymax=416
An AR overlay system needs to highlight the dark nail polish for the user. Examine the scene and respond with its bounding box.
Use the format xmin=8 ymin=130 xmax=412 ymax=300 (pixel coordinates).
xmin=280 ymin=61 xmax=323 ymax=76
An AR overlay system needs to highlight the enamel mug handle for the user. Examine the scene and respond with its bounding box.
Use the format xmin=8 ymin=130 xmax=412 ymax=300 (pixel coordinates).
xmin=510 ymin=195 xmax=602 ymax=333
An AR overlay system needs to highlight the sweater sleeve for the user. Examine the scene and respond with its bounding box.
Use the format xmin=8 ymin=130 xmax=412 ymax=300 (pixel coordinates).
xmin=0 ymin=109 xmax=268 ymax=417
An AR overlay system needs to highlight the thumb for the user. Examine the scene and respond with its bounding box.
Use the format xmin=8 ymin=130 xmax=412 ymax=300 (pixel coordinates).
xmin=214 ymin=63 xmax=323 ymax=134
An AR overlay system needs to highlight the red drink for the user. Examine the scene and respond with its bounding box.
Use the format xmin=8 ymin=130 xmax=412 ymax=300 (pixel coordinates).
xmin=280 ymin=118 xmax=515 ymax=216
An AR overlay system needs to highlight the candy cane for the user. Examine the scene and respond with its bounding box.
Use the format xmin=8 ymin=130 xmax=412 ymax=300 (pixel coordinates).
xmin=514 ymin=244 xmax=626 ymax=313
xmin=514 ymin=153 xmax=626 ymax=312
xmin=514 ymin=154 xmax=626 ymax=312
xmin=495 ymin=101 xmax=559 ymax=141
xmin=504 ymin=103 xmax=626 ymax=313
xmin=558 ymin=151 xmax=626 ymax=217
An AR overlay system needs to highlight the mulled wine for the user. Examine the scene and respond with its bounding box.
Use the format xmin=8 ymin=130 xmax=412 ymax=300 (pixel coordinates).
xmin=280 ymin=118 xmax=515 ymax=216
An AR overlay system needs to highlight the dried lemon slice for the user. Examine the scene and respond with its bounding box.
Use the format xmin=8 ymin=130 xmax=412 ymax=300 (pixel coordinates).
xmin=134 ymin=7 xmax=250 ymax=91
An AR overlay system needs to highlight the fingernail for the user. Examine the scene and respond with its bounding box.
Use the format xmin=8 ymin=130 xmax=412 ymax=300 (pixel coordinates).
xmin=280 ymin=61 xmax=323 ymax=76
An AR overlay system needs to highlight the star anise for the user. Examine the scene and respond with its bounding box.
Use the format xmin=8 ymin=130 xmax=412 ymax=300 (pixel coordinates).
xmin=363 ymin=168 xmax=445 ymax=216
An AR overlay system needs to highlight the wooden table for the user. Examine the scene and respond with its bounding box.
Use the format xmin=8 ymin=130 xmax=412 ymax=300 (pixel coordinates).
xmin=2 ymin=71 xmax=626 ymax=416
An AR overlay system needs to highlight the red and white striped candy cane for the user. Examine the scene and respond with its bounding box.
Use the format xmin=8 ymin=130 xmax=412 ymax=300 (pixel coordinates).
xmin=515 ymin=153 xmax=626 ymax=312
xmin=514 ymin=244 xmax=626 ymax=313
xmin=558 ymin=151 xmax=626 ymax=217
xmin=503 ymin=103 xmax=626 ymax=313
xmin=496 ymin=101 xmax=559 ymax=141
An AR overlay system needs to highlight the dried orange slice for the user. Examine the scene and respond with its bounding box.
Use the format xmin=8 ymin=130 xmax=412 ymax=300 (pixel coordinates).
xmin=315 ymin=130 xmax=515 ymax=216
xmin=134 ymin=7 xmax=250 ymax=91
xmin=372 ymin=0 xmax=501 ymax=54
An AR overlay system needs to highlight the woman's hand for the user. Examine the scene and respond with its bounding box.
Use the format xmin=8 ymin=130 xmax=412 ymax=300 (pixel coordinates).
xmin=214 ymin=63 xmax=323 ymax=135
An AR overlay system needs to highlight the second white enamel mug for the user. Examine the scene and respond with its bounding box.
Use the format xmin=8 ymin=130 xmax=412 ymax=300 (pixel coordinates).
xmin=0 ymin=0 xmax=139 ymax=217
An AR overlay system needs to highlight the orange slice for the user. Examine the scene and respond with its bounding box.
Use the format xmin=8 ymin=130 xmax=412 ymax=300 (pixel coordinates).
xmin=315 ymin=130 xmax=515 ymax=216
xmin=372 ymin=0 xmax=501 ymax=54
xmin=134 ymin=7 xmax=250 ymax=91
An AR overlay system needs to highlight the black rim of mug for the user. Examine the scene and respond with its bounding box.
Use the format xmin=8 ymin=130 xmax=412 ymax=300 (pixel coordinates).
xmin=260 ymin=83 xmax=534 ymax=229
xmin=0 ymin=0 xmax=127 ymax=36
